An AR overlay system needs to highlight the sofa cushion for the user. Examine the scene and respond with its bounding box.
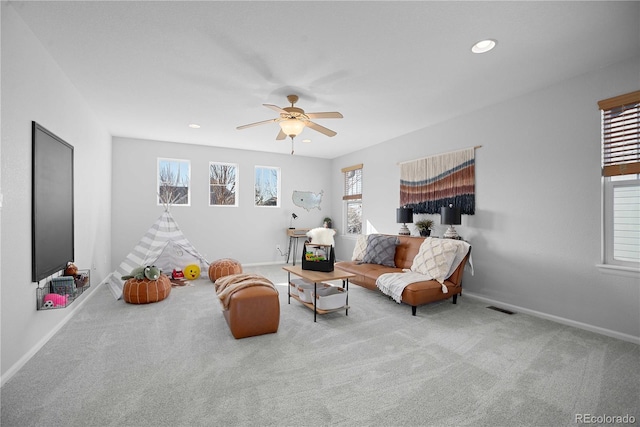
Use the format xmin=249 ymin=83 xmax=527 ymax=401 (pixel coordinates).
xmin=360 ymin=234 xmax=399 ymax=267
xmin=410 ymin=238 xmax=458 ymax=284
xmin=351 ymin=234 xmax=368 ymax=261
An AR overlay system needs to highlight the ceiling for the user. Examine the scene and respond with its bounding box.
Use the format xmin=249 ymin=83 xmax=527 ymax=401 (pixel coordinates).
xmin=10 ymin=1 xmax=640 ymax=159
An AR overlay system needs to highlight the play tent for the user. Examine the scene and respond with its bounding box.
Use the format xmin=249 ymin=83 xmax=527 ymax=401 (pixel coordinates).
xmin=102 ymin=210 xmax=209 ymax=299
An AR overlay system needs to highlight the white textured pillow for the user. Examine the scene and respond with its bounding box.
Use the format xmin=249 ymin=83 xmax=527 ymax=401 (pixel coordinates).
xmin=306 ymin=227 xmax=336 ymax=246
xmin=410 ymin=238 xmax=458 ymax=284
xmin=351 ymin=234 xmax=368 ymax=261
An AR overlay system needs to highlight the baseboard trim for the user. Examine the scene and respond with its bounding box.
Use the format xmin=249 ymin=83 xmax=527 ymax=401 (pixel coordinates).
xmin=0 ymin=282 xmax=104 ymax=388
xmin=242 ymin=261 xmax=286 ymax=267
xmin=463 ymin=291 xmax=640 ymax=345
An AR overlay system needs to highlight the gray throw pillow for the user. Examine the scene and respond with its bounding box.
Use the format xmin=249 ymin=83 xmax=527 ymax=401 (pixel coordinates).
xmin=360 ymin=234 xmax=399 ymax=267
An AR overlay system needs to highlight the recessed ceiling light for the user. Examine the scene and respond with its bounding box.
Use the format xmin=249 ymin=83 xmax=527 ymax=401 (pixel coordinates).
xmin=471 ymin=39 xmax=497 ymax=54
xmin=302 ymin=139 xmax=311 ymax=143
xmin=188 ymin=123 xmax=201 ymax=129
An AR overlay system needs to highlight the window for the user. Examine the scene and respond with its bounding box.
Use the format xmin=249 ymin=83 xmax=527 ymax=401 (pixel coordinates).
xmin=158 ymin=158 xmax=190 ymax=206
xmin=598 ymin=91 xmax=640 ymax=269
xmin=342 ymin=164 xmax=363 ymax=235
xmin=209 ymin=162 xmax=238 ymax=206
xmin=254 ymin=166 xmax=280 ymax=207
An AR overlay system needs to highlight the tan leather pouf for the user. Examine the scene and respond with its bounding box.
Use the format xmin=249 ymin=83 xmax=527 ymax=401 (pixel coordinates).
xmin=208 ymin=258 xmax=243 ymax=282
xmin=222 ymin=286 xmax=280 ymax=339
xmin=123 ymin=275 xmax=172 ymax=304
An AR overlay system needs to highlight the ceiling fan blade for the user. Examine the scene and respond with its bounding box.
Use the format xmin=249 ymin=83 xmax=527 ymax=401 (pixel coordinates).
xmin=276 ymin=129 xmax=287 ymax=140
xmin=305 ymin=120 xmax=337 ymax=137
xmin=236 ymin=118 xmax=278 ymax=130
xmin=305 ymin=112 xmax=343 ymax=119
xmin=263 ymin=104 xmax=288 ymax=115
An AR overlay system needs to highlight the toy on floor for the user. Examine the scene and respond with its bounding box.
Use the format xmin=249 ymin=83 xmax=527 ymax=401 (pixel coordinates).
xmin=121 ymin=265 xmax=161 ymax=281
xmin=183 ymin=264 xmax=201 ymax=280
xmin=170 ymin=268 xmax=190 ymax=286
xmin=43 ymin=293 xmax=68 ymax=308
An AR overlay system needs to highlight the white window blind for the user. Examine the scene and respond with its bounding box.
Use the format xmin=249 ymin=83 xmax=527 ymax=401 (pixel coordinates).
xmin=598 ymin=90 xmax=640 ymax=268
xmin=599 ymin=90 xmax=640 ymax=177
xmin=612 ymin=184 xmax=640 ymax=263
xmin=342 ymin=163 xmax=362 ymax=200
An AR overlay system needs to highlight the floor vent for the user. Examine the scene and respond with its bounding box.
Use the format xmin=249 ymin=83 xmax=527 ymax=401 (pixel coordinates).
xmin=487 ymin=306 xmax=515 ymax=315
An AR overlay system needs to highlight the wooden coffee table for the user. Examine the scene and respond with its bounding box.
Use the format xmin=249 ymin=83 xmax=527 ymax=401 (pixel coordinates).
xmin=282 ymin=265 xmax=355 ymax=322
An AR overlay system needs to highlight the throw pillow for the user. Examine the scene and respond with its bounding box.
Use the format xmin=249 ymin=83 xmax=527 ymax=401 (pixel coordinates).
xmin=410 ymin=238 xmax=458 ymax=284
xmin=360 ymin=234 xmax=399 ymax=267
xmin=306 ymin=227 xmax=335 ymax=246
xmin=351 ymin=234 xmax=368 ymax=261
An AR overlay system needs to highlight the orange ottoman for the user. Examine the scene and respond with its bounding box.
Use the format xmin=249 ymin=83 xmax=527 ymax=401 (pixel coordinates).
xmin=208 ymin=258 xmax=243 ymax=282
xmin=215 ymin=273 xmax=279 ymax=339
xmin=123 ymin=275 xmax=172 ymax=304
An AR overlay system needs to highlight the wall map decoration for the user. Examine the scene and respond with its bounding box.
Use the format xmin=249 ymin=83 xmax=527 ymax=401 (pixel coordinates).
xmin=293 ymin=190 xmax=323 ymax=211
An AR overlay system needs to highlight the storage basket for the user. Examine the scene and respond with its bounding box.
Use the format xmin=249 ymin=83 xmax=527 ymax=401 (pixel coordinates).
xmin=37 ymin=281 xmax=74 ymax=310
xmin=312 ymin=286 xmax=347 ymax=310
xmin=289 ymin=278 xmax=311 ymax=298
xmin=296 ymin=281 xmax=331 ymax=303
xmin=301 ymin=243 xmax=335 ymax=272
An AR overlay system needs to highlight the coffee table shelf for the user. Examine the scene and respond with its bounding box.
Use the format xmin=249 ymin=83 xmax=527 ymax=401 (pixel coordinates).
xmin=288 ymin=292 xmax=350 ymax=315
xmin=282 ymin=265 xmax=355 ymax=322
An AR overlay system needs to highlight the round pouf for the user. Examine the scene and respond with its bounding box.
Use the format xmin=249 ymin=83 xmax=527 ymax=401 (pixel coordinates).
xmin=208 ymin=258 xmax=243 ymax=282
xmin=123 ymin=275 xmax=172 ymax=304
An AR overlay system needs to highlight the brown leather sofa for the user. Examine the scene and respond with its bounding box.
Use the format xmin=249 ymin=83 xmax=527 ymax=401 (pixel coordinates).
xmin=335 ymin=235 xmax=471 ymax=315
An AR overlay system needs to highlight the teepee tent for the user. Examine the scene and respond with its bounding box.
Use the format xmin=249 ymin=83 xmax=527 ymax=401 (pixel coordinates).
xmin=102 ymin=210 xmax=209 ymax=299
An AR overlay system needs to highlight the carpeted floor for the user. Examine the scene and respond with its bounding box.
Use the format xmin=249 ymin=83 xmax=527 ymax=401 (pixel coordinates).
xmin=1 ymin=264 xmax=638 ymax=427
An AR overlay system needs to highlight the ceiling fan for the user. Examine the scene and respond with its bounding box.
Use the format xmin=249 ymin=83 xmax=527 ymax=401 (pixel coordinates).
xmin=236 ymin=94 xmax=343 ymax=154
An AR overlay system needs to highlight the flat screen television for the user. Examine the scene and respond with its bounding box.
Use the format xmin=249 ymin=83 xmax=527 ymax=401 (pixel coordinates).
xmin=32 ymin=121 xmax=74 ymax=283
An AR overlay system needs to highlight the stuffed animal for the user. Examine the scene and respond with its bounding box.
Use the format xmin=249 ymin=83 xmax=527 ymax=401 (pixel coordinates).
xmin=64 ymin=262 xmax=78 ymax=277
xmin=43 ymin=293 xmax=68 ymax=308
xmin=121 ymin=265 xmax=161 ymax=280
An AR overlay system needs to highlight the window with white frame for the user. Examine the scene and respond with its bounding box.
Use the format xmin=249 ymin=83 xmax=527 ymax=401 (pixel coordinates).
xmin=342 ymin=164 xmax=363 ymax=235
xmin=158 ymin=158 xmax=190 ymax=206
xmin=254 ymin=166 xmax=280 ymax=207
xmin=209 ymin=162 xmax=238 ymax=206
xmin=598 ymin=90 xmax=640 ymax=268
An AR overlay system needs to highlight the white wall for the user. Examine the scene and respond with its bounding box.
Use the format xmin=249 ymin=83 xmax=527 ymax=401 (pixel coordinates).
xmin=331 ymin=56 xmax=640 ymax=342
xmin=0 ymin=4 xmax=112 ymax=383
xmin=111 ymin=137 xmax=331 ymax=269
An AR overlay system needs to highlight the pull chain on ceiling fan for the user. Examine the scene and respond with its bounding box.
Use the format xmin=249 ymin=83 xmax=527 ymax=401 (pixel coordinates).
xmin=236 ymin=94 xmax=343 ymax=154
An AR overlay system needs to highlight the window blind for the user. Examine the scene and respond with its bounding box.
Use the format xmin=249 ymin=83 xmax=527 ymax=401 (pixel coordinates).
xmin=598 ymin=90 xmax=640 ymax=177
xmin=342 ymin=164 xmax=362 ymax=200
xmin=612 ymin=184 xmax=640 ymax=263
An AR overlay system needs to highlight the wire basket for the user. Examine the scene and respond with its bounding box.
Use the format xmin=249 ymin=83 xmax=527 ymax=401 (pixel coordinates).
xmin=36 ymin=269 xmax=91 ymax=310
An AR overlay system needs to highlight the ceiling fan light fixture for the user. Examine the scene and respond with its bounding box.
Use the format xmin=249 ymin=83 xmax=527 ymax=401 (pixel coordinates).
xmin=471 ymin=39 xmax=496 ymax=54
xmin=279 ymin=118 xmax=305 ymax=137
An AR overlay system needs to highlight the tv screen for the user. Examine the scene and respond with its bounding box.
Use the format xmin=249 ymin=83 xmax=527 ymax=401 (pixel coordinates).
xmin=32 ymin=121 xmax=74 ymax=283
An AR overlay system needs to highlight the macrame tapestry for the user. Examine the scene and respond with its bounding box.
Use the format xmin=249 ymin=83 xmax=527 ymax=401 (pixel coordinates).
xmin=400 ymin=147 xmax=475 ymax=215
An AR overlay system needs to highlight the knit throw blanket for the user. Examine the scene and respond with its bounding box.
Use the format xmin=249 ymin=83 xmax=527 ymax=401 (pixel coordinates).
xmin=215 ymin=273 xmax=278 ymax=310
xmin=376 ymin=271 xmax=447 ymax=304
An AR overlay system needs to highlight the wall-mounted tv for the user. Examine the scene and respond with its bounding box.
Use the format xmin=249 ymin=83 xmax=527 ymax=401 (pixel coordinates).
xmin=32 ymin=121 xmax=74 ymax=283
